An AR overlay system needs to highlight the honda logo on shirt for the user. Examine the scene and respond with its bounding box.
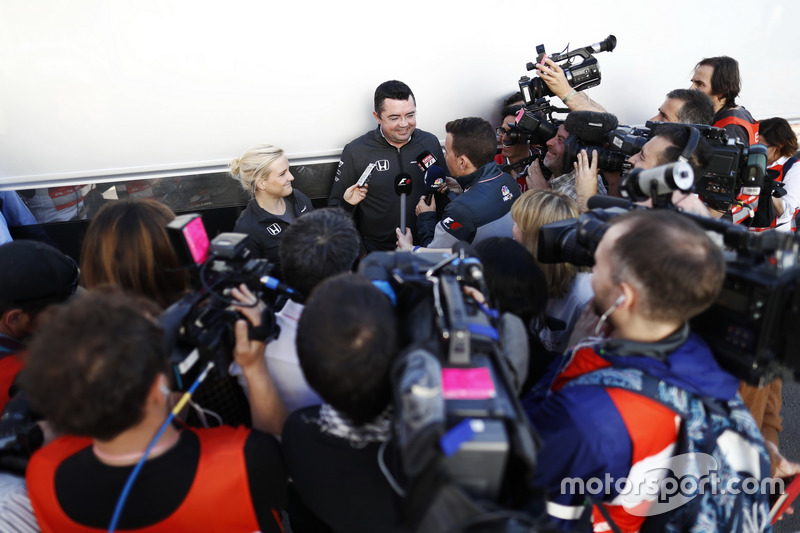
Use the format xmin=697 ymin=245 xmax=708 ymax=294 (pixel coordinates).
xmin=375 ymin=160 xmax=390 ymax=172
xmin=266 ymin=223 xmax=282 ymax=236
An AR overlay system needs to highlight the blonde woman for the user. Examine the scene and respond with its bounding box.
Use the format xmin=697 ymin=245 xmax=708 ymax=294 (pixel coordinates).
xmin=511 ymin=189 xmax=594 ymax=352
xmin=230 ymin=144 xmax=313 ymax=276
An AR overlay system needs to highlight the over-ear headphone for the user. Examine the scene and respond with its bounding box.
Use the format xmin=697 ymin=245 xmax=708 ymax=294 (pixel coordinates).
xmin=679 ymin=126 xmax=701 ymax=163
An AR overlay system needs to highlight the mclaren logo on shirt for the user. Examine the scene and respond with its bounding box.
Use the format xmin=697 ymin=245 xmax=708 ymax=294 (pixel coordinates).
xmin=266 ymin=223 xmax=282 ymax=236
xmin=442 ymin=217 xmax=463 ymax=230
xmin=501 ymin=185 xmax=514 ymax=202
xmin=375 ymin=160 xmax=390 ymax=172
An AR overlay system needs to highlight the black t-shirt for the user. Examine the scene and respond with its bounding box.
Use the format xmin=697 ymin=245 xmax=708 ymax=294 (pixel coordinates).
xmin=282 ymin=406 xmax=405 ymax=533
xmin=54 ymin=428 xmax=287 ymax=531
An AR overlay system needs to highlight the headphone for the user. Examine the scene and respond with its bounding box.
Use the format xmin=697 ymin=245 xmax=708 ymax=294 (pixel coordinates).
xmin=679 ymin=126 xmax=701 ymax=164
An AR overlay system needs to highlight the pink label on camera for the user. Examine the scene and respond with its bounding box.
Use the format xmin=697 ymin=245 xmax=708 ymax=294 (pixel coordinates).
xmin=441 ymin=367 xmax=496 ymax=400
xmin=183 ymin=217 xmax=210 ymax=264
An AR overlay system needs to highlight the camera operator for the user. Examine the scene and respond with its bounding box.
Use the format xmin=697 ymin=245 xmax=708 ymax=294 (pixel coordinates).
xmin=24 ymin=290 xmax=288 ymax=532
xmin=524 ymin=209 xmax=769 ymax=531
xmin=758 ymin=117 xmax=800 ymax=232
xmin=282 ymin=273 xmax=404 ymax=532
xmin=627 ymin=123 xmax=713 ymax=216
xmin=690 ymin=56 xmax=758 ymax=145
xmin=229 ymin=208 xmax=361 ymax=413
xmin=526 ymin=122 xmax=608 ymax=212
xmin=396 ymin=117 xmax=520 ymax=250
xmin=495 ymin=104 xmax=542 ymax=193
xmin=650 ymin=88 xmax=715 ymax=126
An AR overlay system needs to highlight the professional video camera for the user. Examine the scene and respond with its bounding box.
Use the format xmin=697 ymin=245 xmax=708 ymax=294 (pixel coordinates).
xmin=537 ymin=194 xmax=800 ymax=386
xmin=517 ymin=35 xmax=616 ymax=104
xmin=645 ymin=121 xmax=768 ymax=215
xmin=359 ymin=248 xmax=544 ymax=533
xmin=159 ymin=214 xmax=287 ymax=426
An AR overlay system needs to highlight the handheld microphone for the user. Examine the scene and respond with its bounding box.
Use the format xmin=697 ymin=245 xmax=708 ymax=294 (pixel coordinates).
xmin=620 ymin=161 xmax=694 ymax=202
xmin=423 ymin=165 xmax=446 ymax=205
xmin=394 ymin=173 xmax=413 ymax=232
xmin=416 ymin=151 xmax=437 ymax=172
xmin=564 ymin=111 xmax=619 ymax=145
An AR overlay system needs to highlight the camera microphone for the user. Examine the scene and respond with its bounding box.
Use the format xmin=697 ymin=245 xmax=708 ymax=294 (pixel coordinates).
xmin=564 ymin=111 xmax=619 ymax=145
xmin=423 ymin=165 xmax=446 ymax=205
xmin=394 ymin=173 xmax=413 ymax=232
xmin=621 ymin=161 xmax=694 ymax=202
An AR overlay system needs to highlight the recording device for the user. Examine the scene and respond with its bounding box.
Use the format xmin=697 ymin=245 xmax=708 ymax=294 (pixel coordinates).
xmin=424 ymin=165 xmax=446 ymax=206
xmin=537 ymin=203 xmax=800 ymax=386
xmin=357 ymin=162 xmax=376 ymax=187
xmin=518 ymin=34 xmax=617 ymax=103
xmin=506 ymin=106 xmax=559 ymax=148
xmin=416 ymin=151 xmax=437 ymax=172
xmin=394 ymin=173 xmax=413 ymax=231
xmin=359 ymin=248 xmax=540 ymax=530
xmin=161 ymin=216 xmax=291 ymax=425
xmin=620 ymin=161 xmax=694 ymax=202
xmin=562 ymin=111 xmax=627 ymax=172
xmin=645 ymin=121 xmax=768 ymax=213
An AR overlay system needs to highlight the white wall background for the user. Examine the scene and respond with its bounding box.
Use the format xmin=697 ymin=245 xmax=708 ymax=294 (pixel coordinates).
xmin=1 ymin=0 xmax=798 ymax=186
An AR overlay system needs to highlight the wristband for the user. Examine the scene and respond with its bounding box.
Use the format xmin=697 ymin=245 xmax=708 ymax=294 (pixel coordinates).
xmin=563 ymin=89 xmax=578 ymax=103
xmin=413 ymin=246 xmax=421 ymax=252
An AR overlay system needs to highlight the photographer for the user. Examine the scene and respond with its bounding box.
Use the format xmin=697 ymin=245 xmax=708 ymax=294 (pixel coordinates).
xmin=24 ymin=291 xmax=288 ymax=532
xmin=495 ymin=104 xmax=541 ymax=193
xmin=526 ymin=122 xmax=607 ymax=212
xmin=524 ymin=209 xmax=770 ymax=531
xmin=650 ymin=88 xmax=715 ymax=126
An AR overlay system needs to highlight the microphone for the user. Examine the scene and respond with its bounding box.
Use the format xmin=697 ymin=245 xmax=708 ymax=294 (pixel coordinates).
xmin=416 ymin=151 xmax=438 ymax=172
xmin=586 ymin=195 xmax=635 ymax=210
xmin=394 ymin=173 xmax=413 ymax=232
xmin=620 ymin=161 xmax=694 ymax=202
xmin=423 ymin=165 xmax=446 ymax=205
xmin=564 ymin=111 xmax=619 ymax=145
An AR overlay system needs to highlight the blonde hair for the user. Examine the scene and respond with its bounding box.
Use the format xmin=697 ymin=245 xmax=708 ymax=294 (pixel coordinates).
xmin=511 ymin=189 xmax=582 ymax=299
xmin=229 ymin=144 xmax=284 ymax=196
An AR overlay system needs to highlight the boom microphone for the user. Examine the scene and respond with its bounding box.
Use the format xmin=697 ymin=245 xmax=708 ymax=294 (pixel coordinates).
xmin=620 ymin=161 xmax=694 ymax=202
xmin=394 ymin=173 xmax=413 ymax=232
xmin=564 ymin=111 xmax=619 ymax=145
xmin=424 ymin=165 xmax=446 ymax=205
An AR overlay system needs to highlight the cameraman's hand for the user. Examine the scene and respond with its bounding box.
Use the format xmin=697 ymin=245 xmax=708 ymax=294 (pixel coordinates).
xmin=526 ymin=160 xmax=551 ymax=192
xmin=574 ymin=149 xmax=599 ymax=213
xmin=536 ymin=57 xmax=608 ymax=113
xmin=395 ymin=227 xmax=414 ymax=250
xmin=344 ymin=182 xmax=368 ymax=206
xmin=415 ymin=194 xmax=435 ymax=215
xmin=231 ymin=283 xmax=287 ymax=434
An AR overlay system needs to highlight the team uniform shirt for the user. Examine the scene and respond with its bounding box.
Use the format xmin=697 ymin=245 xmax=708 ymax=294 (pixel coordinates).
xmin=26 ymin=426 xmax=287 ymax=532
xmin=328 ymin=127 xmax=448 ymax=252
xmin=417 ymin=161 xmax=520 ymax=249
xmin=523 ymin=326 xmax=741 ymax=532
xmin=233 ymin=191 xmax=313 ymax=276
xmin=713 ymin=106 xmax=758 ymax=146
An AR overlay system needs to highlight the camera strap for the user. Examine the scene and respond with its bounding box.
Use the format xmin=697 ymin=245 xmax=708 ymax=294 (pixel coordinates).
xmin=678 ymin=127 xmax=700 ymax=164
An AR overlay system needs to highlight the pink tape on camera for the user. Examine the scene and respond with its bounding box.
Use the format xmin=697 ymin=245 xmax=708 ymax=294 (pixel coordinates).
xmin=441 ymin=367 xmax=496 ymax=400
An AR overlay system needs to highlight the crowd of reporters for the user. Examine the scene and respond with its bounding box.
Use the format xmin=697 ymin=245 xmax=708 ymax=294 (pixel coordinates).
xmin=0 ymin=46 xmax=798 ymax=533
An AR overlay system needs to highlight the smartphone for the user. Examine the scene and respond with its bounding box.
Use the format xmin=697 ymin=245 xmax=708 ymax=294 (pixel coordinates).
xmin=357 ymin=163 xmax=376 ymax=187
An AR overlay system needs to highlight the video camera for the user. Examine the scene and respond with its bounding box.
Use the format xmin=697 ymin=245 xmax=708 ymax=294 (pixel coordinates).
xmin=518 ymin=35 xmax=616 ymax=104
xmin=159 ymin=214 xmax=288 ymax=425
xmin=537 ymin=198 xmax=800 ymax=386
xmin=359 ymin=248 xmax=542 ymax=532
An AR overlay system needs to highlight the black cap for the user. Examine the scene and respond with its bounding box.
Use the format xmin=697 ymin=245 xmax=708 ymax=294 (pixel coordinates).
xmin=0 ymin=240 xmax=79 ymax=307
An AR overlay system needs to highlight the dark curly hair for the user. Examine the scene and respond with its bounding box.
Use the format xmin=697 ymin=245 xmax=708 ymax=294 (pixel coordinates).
xmin=24 ymin=292 xmax=166 ymax=441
